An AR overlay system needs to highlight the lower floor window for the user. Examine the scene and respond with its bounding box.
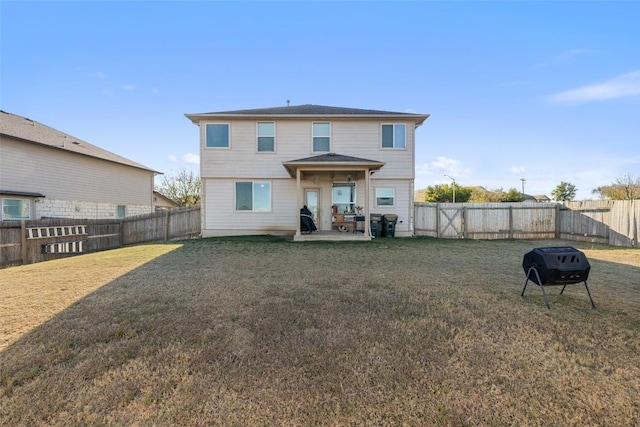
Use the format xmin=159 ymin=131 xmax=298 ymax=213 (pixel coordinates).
xmin=376 ymin=188 xmax=395 ymax=206
xmin=332 ymin=183 xmax=356 ymax=213
xmin=117 ymin=205 xmax=126 ymax=218
xmin=2 ymin=198 xmax=31 ymax=220
xmin=236 ymin=181 xmax=271 ymax=211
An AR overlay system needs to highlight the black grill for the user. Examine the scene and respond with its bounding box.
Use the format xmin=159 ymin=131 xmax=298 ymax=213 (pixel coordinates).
xmin=521 ymin=246 xmax=595 ymax=309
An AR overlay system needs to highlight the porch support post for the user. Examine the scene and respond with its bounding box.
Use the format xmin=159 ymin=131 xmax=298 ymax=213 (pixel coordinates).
xmin=365 ymin=167 xmax=371 ymax=236
xmin=296 ymin=167 xmax=301 ymax=236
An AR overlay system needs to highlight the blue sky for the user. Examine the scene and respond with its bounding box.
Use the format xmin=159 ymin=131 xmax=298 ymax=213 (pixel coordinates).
xmin=2 ymin=1 xmax=639 ymax=200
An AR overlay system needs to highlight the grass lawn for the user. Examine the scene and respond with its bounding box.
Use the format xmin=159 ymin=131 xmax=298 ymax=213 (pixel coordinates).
xmin=1 ymin=237 xmax=638 ymax=426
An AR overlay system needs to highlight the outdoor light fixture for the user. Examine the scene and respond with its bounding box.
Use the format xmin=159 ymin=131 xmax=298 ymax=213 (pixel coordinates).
xmin=444 ymin=174 xmax=456 ymax=203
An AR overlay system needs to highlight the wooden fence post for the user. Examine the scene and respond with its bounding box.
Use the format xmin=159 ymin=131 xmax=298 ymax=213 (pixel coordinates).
xmin=164 ymin=210 xmax=170 ymax=241
xmin=21 ymin=220 xmax=27 ymax=265
xmin=509 ymin=205 xmax=513 ymax=239
xmin=555 ymin=204 xmax=561 ymax=239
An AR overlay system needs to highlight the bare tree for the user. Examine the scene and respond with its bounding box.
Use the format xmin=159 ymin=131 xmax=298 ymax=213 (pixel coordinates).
xmin=592 ymin=173 xmax=640 ymax=200
xmin=155 ymin=169 xmax=201 ymax=207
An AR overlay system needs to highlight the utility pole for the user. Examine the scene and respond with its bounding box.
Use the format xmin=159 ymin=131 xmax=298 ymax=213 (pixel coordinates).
xmin=520 ymin=178 xmax=527 ymax=195
xmin=444 ymin=174 xmax=456 ymax=203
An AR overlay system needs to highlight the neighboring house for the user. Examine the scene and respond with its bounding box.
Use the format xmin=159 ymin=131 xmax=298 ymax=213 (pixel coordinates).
xmin=153 ymin=191 xmax=179 ymax=211
xmin=523 ymin=194 xmax=551 ymax=203
xmin=0 ymin=110 xmax=160 ymax=221
xmin=533 ymin=195 xmax=551 ymax=203
xmin=185 ymin=104 xmax=429 ymax=240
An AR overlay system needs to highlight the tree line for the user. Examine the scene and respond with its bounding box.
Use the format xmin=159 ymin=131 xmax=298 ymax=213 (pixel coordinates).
xmin=420 ymin=173 xmax=639 ymax=203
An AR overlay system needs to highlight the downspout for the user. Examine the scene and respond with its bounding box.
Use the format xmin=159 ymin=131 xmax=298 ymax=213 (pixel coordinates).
xmin=296 ymin=168 xmax=301 ymax=236
xmin=366 ymin=169 xmax=373 ymax=237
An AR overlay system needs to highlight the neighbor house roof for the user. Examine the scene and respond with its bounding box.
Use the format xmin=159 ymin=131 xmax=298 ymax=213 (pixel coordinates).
xmin=185 ymin=104 xmax=429 ymax=127
xmin=0 ymin=110 xmax=160 ymax=174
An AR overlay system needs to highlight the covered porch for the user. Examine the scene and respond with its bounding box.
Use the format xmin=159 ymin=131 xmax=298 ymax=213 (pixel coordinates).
xmin=282 ymin=153 xmax=385 ymax=242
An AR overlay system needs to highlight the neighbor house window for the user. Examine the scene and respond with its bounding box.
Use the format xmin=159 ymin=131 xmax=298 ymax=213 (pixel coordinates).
xmin=236 ymin=181 xmax=271 ymax=212
xmin=205 ymin=123 xmax=230 ymax=148
xmin=332 ymin=183 xmax=355 ymax=213
xmin=312 ymin=122 xmax=331 ymax=152
xmin=257 ymin=122 xmax=275 ymax=152
xmin=117 ymin=205 xmax=126 ymax=218
xmin=381 ymin=124 xmax=406 ymax=148
xmin=1 ymin=198 xmax=30 ymax=220
xmin=376 ymin=188 xmax=395 ymax=206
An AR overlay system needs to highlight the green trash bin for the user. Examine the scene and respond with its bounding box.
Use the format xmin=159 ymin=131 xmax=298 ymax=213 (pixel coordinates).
xmin=383 ymin=214 xmax=398 ymax=237
xmin=370 ymin=213 xmax=382 ymax=238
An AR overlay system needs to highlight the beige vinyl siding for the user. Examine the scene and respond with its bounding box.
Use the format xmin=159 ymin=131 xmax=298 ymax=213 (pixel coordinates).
xmin=200 ymin=119 xmax=415 ymax=180
xmin=1 ymin=138 xmax=153 ymax=205
xmin=203 ymin=178 xmax=298 ymax=234
xmin=370 ymin=179 xmax=414 ymax=236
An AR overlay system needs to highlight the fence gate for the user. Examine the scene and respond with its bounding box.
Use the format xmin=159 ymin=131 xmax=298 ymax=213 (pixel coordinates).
xmin=438 ymin=205 xmax=464 ymax=238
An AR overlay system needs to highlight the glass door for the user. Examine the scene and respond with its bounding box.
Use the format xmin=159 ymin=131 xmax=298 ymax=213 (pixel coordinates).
xmin=305 ymin=189 xmax=319 ymax=221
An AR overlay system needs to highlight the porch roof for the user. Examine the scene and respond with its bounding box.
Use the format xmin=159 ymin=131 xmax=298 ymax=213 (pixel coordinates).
xmin=282 ymin=153 xmax=385 ymax=178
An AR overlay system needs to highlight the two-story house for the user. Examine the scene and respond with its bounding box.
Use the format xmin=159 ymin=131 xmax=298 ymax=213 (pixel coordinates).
xmin=0 ymin=110 xmax=159 ymax=221
xmin=185 ymin=104 xmax=429 ymax=241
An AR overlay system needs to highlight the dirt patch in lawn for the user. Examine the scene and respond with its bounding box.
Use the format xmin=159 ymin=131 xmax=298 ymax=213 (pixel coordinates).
xmin=1 ymin=237 xmax=638 ymax=426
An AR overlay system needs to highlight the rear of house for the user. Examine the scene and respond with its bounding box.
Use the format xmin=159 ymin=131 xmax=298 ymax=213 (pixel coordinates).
xmin=0 ymin=111 xmax=159 ymax=221
xmin=185 ymin=104 xmax=429 ymax=240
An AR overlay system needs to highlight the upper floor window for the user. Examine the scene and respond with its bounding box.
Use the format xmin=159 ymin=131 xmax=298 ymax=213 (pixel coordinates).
xmin=312 ymin=122 xmax=331 ymax=152
xmin=235 ymin=181 xmax=271 ymax=212
xmin=376 ymin=188 xmax=395 ymax=206
xmin=381 ymin=124 xmax=406 ymax=149
xmin=206 ymin=123 xmax=230 ymax=148
xmin=2 ymin=198 xmax=30 ymax=220
xmin=257 ymin=122 xmax=275 ymax=152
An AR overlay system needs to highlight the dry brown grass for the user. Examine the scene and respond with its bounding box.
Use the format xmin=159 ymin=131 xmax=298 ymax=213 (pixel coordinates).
xmin=1 ymin=237 xmax=638 ymax=426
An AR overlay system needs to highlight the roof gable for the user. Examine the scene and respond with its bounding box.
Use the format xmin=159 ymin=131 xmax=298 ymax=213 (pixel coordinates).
xmin=0 ymin=110 xmax=159 ymax=174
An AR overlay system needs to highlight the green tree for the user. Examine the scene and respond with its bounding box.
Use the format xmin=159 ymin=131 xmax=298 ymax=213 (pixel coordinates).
xmin=592 ymin=173 xmax=640 ymax=200
xmin=468 ymin=187 xmax=524 ymax=202
xmin=423 ymin=184 xmax=471 ymax=202
xmin=155 ymin=169 xmax=201 ymax=207
xmin=504 ymin=188 xmax=525 ymax=202
xmin=551 ymin=181 xmax=577 ymax=201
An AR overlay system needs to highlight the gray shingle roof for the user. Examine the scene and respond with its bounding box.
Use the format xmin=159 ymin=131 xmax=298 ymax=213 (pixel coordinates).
xmin=287 ymin=153 xmax=383 ymax=164
xmin=186 ymin=104 xmax=429 ymax=126
xmin=0 ymin=110 xmax=159 ymax=173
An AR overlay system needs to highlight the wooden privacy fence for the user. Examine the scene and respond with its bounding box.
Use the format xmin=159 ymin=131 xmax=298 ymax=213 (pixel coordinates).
xmin=414 ymin=200 xmax=639 ymax=247
xmin=0 ymin=206 xmax=200 ymax=267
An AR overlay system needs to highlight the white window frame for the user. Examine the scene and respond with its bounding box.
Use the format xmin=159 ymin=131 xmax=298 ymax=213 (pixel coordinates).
xmin=312 ymin=122 xmax=331 ymax=152
xmin=205 ymin=123 xmax=231 ymax=149
xmin=235 ymin=181 xmax=272 ymax=212
xmin=1 ymin=197 xmax=31 ymax=220
xmin=257 ymin=122 xmax=275 ymax=152
xmin=381 ymin=123 xmax=406 ymax=149
xmin=375 ymin=188 xmax=395 ymax=207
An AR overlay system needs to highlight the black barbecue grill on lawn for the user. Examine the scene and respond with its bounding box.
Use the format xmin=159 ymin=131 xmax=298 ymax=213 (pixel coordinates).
xmin=522 ymin=246 xmax=595 ymax=309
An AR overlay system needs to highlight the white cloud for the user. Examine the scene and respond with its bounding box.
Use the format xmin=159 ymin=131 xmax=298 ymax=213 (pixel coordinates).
xmin=509 ymin=166 xmax=526 ymax=174
xmin=548 ymin=70 xmax=640 ymax=104
xmin=168 ymin=155 xmax=178 ymax=162
xmin=183 ymin=153 xmax=200 ymax=164
xmin=416 ymin=156 xmax=470 ymax=179
xmin=124 ymin=84 xmax=135 ymax=91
